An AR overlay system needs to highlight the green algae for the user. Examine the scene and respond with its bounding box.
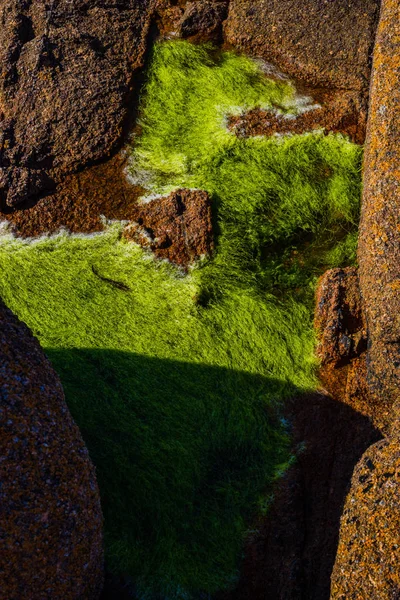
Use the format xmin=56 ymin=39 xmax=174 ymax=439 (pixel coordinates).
xmin=0 ymin=40 xmax=363 ymax=600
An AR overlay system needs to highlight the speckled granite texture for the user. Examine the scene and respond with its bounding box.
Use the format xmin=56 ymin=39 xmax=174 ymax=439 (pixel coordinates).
xmin=331 ymin=1 xmax=400 ymax=596
xmin=331 ymin=437 xmax=400 ymax=599
xmin=358 ymin=0 xmax=400 ymax=429
xmin=0 ymin=301 xmax=103 ymax=599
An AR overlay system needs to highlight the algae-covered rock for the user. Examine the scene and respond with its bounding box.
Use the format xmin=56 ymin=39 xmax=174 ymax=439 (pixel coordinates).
xmin=0 ymin=300 xmax=103 ymax=599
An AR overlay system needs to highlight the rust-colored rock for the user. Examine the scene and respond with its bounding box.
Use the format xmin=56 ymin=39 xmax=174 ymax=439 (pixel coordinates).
xmin=0 ymin=301 xmax=103 ymax=599
xmin=0 ymin=153 xmax=213 ymax=269
xmin=224 ymin=0 xmax=380 ymax=143
xmin=331 ymin=436 xmax=400 ymax=599
xmin=224 ymin=0 xmax=379 ymax=91
xmin=124 ymin=188 xmax=214 ymax=268
xmin=156 ymin=0 xmax=228 ymax=42
xmin=0 ymin=0 xmax=155 ymax=207
xmin=358 ymin=0 xmax=400 ymax=431
xmin=314 ymin=267 xmax=378 ymax=426
xmin=228 ymin=90 xmax=366 ymax=145
xmin=0 ymin=154 xmax=145 ymax=237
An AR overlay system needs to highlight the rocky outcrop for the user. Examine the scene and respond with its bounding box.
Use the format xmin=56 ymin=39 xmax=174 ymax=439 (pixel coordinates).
xmin=156 ymin=0 xmax=229 ymax=42
xmin=314 ymin=268 xmax=376 ymax=427
xmin=330 ymin=3 xmax=400 ymax=596
xmin=358 ymin=0 xmax=400 ymax=430
xmin=224 ymin=0 xmax=379 ymax=92
xmin=224 ymin=0 xmax=380 ymax=143
xmin=0 ymin=0 xmax=155 ymax=208
xmin=124 ymin=188 xmax=214 ymax=268
xmin=0 ymin=301 xmax=103 ymax=599
xmin=331 ymin=436 xmax=400 ymax=599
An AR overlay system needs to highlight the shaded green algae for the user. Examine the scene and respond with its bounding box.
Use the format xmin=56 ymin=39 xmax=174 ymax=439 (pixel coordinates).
xmin=0 ymin=41 xmax=362 ymax=599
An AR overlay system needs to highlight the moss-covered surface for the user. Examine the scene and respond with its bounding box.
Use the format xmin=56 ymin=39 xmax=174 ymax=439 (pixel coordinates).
xmin=0 ymin=41 xmax=362 ymax=599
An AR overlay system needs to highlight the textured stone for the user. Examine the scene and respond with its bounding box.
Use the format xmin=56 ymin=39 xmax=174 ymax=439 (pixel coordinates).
xmin=0 ymin=0 xmax=155 ymax=207
xmin=314 ymin=268 xmax=379 ymax=427
xmin=331 ymin=437 xmax=400 ymax=599
xmin=358 ymin=0 xmax=400 ymax=431
xmin=0 ymin=301 xmax=103 ymax=599
xmin=218 ymin=393 xmax=381 ymax=600
xmin=156 ymin=0 xmax=228 ymax=42
xmin=124 ymin=188 xmax=214 ymax=268
xmin=224 ymin=0 xmax=380 ymax=143
xmin=224 ymin=0 xmax=379 ymax=91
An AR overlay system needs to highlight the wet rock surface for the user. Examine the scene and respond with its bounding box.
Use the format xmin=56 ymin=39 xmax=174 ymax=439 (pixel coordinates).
xmin=0 ymin=154 xmax=213 ymax=269
xmin=228 ymin=90 xmax=366 ymax=145
xmin=314 ymin=268 xmax=376 ymax=427
xmin=156 ymin=0 xmax=229 ymax=42
xmin=224 ymin=0 xmax=380 ymax=143
xmin=0 ymin=0 xmax=155 ymax=208
xmin=331 ymin=436 xmax=400 ymax=599
xmin=124 ymin=188 xmax=214 ymax=268
xmin=0 ymin=301 xmax=103 ymax=599
xmin=358 ymin=0 xmax=400 ymax=431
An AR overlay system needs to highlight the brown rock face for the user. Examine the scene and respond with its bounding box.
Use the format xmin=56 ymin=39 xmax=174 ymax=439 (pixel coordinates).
xmin=0 ymin=0 xmax=155 ymax=208
xmin=331 ymin=437 xmax=400 ymax=599
xmin=0 ymin=301 xmax=103 ymax=599
xmin=224 ymin=0 xmax=379 ymax=91
xmin=224 ymin=0 xmax=380 ymax=142
xmin=124 ymin=188 xmax=214 ymax=268
xmin=156 ymin=0 xmax=228 ymax=42
xmin=358 ymin=0 xmax=400 ymax=431
xmin=314 ymin=268 xmax=376 ymax=426
xmin=1 ymin=152 xmax=214 ymax=269
xmin=227 ymin=91 xmax=367 ymax=145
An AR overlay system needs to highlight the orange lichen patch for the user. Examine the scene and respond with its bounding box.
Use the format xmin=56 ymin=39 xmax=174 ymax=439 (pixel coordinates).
xmin=0 ymin=301 xmax=103 ymax=599
xmin=228 ymin=90 xmax=366 ymax=144
xmin=331 ymin=437 xmax=400 ymax=599
xmin=358 ymin=0 xmax=400 ymax=429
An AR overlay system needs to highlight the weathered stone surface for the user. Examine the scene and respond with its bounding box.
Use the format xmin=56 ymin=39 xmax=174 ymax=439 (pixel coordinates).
xmin=0 ymin=0 xmax=155 ymax=207
xmin=0 ymin=301 xmax=103 ymax=599
xmin=124 ymin=188 xmax=214 ymax=268
xmin=224 ymin=0 xmax=379 ymax=91
xmin=228 ymin=90 xmax=366 ymax=144
xmin=314 ymin=267 xmax=379 ymax=427
xmin=331 ymin=436 xmax=400 ymax=599
xmin=358 ymin=0 xmax=400 ymax=431
xmin=156 ymin=0 xmax=228 ymax=42
xmin=224 ymin=0 xmax=380 ymax=143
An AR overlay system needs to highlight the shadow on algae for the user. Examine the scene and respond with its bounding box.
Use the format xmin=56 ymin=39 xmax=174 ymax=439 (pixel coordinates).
xmin=0 ymin=40 xmax=363 ymax=600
